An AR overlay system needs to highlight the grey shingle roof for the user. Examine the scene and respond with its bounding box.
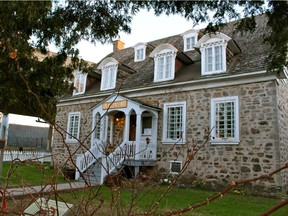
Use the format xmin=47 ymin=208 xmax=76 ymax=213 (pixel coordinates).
xmin=81 ymin=14 xmax=271 ymax=97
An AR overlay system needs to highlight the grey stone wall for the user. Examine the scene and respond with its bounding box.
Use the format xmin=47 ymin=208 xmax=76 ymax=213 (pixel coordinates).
xmin=145 ymin=81 xmax=281 ymax=191
xmin=276 ymin=80 xmax=288 ymax=190
xmin=53 ymin=80 xmax=286 ymax=190
xmin=52 ymin=101 xmax=98 ymax=169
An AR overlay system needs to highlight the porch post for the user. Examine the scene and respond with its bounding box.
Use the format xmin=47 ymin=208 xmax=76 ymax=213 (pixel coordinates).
xmin=109 ymin=116 xmax=114 ymax=145
xmin=135 ymin=113 xmax=142 ymax=160
xmin=124 ymin=112 xmax=130 ymax=141
xmin=151 ymin=116 xmax=158 ymax=160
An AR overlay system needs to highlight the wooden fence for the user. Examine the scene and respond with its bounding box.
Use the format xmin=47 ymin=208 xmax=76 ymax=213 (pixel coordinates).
xmin=2 ymin=150 xmax=51 ymax=163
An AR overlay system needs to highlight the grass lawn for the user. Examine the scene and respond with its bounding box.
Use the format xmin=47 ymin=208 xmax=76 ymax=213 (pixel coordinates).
xmin=52 ymin=184 xmax=288 ymax=215
xmin=0 ymin=161 xmax=70 ymax=187
xmin=1 ymin=163 xmax=287 ymax=215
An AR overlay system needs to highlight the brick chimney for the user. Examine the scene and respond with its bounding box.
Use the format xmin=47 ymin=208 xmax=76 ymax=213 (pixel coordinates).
xmin=113 ymin=39 xmax=125 ymax=52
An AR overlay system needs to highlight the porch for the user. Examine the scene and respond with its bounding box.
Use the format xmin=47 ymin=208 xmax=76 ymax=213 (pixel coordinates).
xmin=75 ymin=94 xmax=160 ymax=184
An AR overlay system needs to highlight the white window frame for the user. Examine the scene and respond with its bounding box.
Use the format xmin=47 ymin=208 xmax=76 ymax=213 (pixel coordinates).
xmin=100 ymin=62 xmax=118 ymax=91
xmin=200 ymin=40 xmax=227 ymax=75
xmin=93 ymin=112 xmax=101 ymax=141
xmin=183 ymin=33 xmax=197 ymax=51
xmin=210 ymin=96 xmax=239 ymax=145
xmin=154 ymin=49 xmax=176 ymax=82
xmin=73 ymin=70 xmax=87 ymax=95
xmin=134 ymin=43 xmax=146 ymax=62
xmin=162 ymin=101 xmax=186 ymax=144
xmin=170 ymin=161 xmax=182 ymax=174
xmin=66 ymin=112 xmax=81 ymax=143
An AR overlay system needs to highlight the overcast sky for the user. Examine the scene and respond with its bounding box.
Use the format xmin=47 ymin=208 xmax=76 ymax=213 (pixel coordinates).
xmin=77 ymin=9 xmax=206 ymax=63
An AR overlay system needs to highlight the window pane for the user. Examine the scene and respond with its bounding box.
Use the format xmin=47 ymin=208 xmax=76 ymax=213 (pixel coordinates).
xmin=165 ymin=55 xmax=172 ymax=78
xmin=215 ymin=46 xmax=223 ymax=71
xmin=167 ymin=106 xmax=183 ymax=139
xmin=137 ymin=49 xmax=143 ymax=60
xmin=102 ymin=68 xmax=108 ymax=89
xmin=108 ymin=68 xmax=115 ymax=88
xmin=157 ymin=57 xmax=164 ymax=80
xmin=215 ymin=101 xmax=235 ymax=139
xmin=68 ymin=114 xmax=79 ymax=140
xmin=74 ymin=73 xmax=86 ymax=94
xmin=205 ymin=47 xmax=213 ymax=72
xmin=186 ymin=36 xmax=195 ymax=50
xmin=94 ymin=113 xmax=101 ymax=140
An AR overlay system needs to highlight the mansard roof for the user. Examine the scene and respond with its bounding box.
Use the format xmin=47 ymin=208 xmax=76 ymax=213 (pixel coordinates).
xmin=74 ymin=14 xmax=274 ymax=98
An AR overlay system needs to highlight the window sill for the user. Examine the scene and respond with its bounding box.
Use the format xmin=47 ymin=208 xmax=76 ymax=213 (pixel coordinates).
xmin=154 ymin=77 xmax=174 ymax=83
xmin=184 ymin=48 xmax=195 ymax=52
xmin=210 ymin=140 xmax=239 ymax=145
xmin=100 ymin=87 xmax=115 ymax=91
xmin=162 ymin=140 xmax=186 ymax=145
xmin=65 ymin=139 xmax=79 ymax=144
xmin=202 ymin=70 xmax=226 ymax=76
xmin=73 ymin=92 xmax=85 ymax=96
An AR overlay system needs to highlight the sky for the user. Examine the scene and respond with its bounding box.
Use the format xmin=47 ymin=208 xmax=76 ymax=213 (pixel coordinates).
xmin=76 ymin=9 xmax=206 ymax=63
xmin=9 ymin=9 xmax=206 ymax=126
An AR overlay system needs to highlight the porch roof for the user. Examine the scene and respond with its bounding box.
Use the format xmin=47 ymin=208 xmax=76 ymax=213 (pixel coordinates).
xmin=90 ymin=93 xmax=161 ymax=112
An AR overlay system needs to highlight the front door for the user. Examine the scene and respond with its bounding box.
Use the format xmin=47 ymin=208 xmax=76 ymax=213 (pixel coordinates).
xmin=129 ymin=114 xmax=136 ymax=141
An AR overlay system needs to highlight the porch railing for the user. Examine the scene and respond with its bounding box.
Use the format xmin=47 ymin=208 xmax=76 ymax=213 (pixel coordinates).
xmin=75 ymin=140 xmax=103 ymax=180
xmin=106 ymin=141 xmax=135 ymax=175
xmin=75 ymin=140 xmax=156 ymax=182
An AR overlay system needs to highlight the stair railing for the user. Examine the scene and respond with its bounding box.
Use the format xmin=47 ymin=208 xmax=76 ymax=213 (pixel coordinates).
xmin=99 ymin=140 xmax=135 ymax=183
xmin=75 ymin=140 xmax=104 ymax=180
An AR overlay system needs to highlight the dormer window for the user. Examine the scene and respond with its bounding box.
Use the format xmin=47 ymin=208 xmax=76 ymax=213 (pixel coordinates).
xmin=182 ymin=30 xmax=199 ymax=52
xmin=202 ymin=43 xmax=226 ymax=74
xmin=97 ymin=57 xmax=118 ymax=91
xmin=134 ymin=43 xmax=146 ymax=62
xmin=194 ymin=32 xmax=241 ymax=76
xmin=101 ymin=63 xmax=117 ymax=90
xmin=149 ymin=44 xmax=177 ymax=82
xmin=73 ymin=70 xmax=87 ymax=95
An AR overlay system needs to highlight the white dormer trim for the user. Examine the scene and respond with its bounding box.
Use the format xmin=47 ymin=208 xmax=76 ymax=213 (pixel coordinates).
xmin=149 ymin=43 xmax=178 ymax=57
xmin=73 ymin=69 xmax=87 ymax=95
xmin=181 ymin=29 xmax=199 ymax=52
xmin=194 ymin=32 xmax=231 ymax=49
xmin=194 ymin=32 xmax=230 ymax=76
xmin=149 ymin=44 xmax=178 ymax=82
xmin=134 ymin=42 xmax=147 ymax=62
xmin=98 ymin=57 xmax=118 ymax=91
xmin=97 ymin=57 xmax=118 ymax=70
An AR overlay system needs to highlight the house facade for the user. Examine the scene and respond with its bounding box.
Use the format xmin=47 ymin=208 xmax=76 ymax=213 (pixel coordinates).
xmin=52 ymin=14 xmax=288 ymax=191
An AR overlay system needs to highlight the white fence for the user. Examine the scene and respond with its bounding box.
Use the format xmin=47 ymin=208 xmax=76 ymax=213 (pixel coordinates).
xmin=2 ymin=150 xmax=51 ymax=163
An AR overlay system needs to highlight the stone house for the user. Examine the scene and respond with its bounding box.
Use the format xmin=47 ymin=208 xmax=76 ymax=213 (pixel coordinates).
xmin=52 ymin=14 xmax=288 ymax=191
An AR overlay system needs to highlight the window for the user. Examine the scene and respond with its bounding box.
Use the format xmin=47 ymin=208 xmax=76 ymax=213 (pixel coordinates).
xmin=134 ymin=43 xmax=146 ymax=62
xmin=136 ymin=48 xmax=144 ymax=61
xmin=210 ymin=96 xmax=239 ymax=144
xmin=73 ymin=70 xmax=87 ymax=95
xmin=100 ymin=62 xmax=118 ymax=90
xmin=200 ymin=41 xmax=227 ymax=75
xmin=186 ymin=36 xmax=196 ymax=50
xmin=94 ymin=112 xmax=101 ymax=140
xmin=170 ymin=161 xmax=182 ymax=174
xmin=66 ymin=112 xmax=81 ymax=142
xmin=182 ymin=30 xmax=198 ymax=52
xmin=149 ymin=44 xmax=177 ymax=82
xmin=162 ymin=102 xmax=186 ymax=144
xmin=154 ymin=50 xmax=176 ymax=82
